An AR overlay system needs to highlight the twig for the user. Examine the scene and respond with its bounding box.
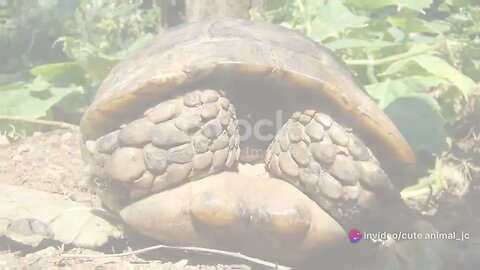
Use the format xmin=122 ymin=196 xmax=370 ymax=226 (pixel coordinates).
xmin=61 ymin=244 xmax=291 ymax=270
xmin=0 ymin=115 xmax=78 ymax=130
xmin=344 ymin=43 xmax=442 ymax=66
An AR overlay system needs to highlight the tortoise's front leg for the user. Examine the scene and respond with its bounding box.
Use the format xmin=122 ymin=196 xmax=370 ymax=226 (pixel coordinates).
xmin=83 ymin=90 xmax=240 ymax=208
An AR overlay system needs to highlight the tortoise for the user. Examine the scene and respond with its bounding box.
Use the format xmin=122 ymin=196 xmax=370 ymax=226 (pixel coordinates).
xmin=80 ymin=19 xmax=416 ymax=264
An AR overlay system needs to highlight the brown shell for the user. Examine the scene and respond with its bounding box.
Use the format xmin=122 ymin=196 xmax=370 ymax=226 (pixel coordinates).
xmin=80 ymin=19 xmax=415 ymax=173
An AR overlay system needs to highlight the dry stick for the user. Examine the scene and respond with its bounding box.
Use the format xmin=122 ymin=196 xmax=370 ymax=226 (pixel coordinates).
xmin=61 ymin=244 xmax=291 ymax=270
xmin=0 ymin=115 xmax=78 ymax=130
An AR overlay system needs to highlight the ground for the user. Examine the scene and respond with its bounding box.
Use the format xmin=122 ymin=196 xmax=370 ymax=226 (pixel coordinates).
xmin=0 ymin=125 xmax=479 ymax=270
xmin=0 ymin=128 xmax=263 ymax=269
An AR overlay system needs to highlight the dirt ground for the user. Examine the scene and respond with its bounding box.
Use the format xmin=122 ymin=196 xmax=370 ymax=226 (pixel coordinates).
xmin=0 ymin=126 xmax=479 ymax=270
xmin=0 ymin=128 xmax=263 ymax=269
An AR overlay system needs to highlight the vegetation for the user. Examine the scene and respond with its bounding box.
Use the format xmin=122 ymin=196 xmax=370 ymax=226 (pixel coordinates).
xmin=1 ymin=0 xmax=478 ymax=184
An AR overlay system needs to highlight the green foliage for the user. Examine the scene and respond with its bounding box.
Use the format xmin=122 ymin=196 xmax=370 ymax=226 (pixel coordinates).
xmin=1 ymin=0 xmax=478 ymax=171
xmin=255 ymin=0 xmax=479 ymax=158
xmin=0 ymin=78 xmax=82 ymax=132
xmin=0 ymin=0 xmax=161 ymax=128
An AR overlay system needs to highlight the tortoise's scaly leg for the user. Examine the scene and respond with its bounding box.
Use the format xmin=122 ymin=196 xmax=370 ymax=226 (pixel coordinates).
xmin=83 ymin=90 xmax=240 ymax=208
xmin=265 ymin=110 xmax=399 ymax=227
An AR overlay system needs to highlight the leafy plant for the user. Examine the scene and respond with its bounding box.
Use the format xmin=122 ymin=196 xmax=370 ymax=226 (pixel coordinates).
xmin=0 ymin=0 xmax=160 ymax=132
xmin=254 ymin=0 xmax=479 ymax=157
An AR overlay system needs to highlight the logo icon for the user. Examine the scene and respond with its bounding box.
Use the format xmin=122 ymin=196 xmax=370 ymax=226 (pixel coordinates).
xmin=348 ymin=229 xmax=362 ymax=243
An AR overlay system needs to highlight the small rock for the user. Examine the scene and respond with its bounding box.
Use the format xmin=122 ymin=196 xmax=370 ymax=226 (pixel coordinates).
xmin=12 ymin=155 xmax=23 ymax=162
xmin=16 ymin=144 xmax=31 ymax=154
xmin=60 ymin=132 xmax=72 ymax=142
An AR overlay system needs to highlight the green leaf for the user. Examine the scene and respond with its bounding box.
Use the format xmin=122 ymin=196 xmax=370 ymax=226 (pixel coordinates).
xmin=58 ymin=37 xmax=119 ymax=83
xmin=366 ymin=76 xmax=448 ymax=108
xmin=378 ymin=57 xmax=415 ymax=76
xmin=0 ymin=82 xmax=82 ymax=119
xmin=266 ymin=0 xmax=290 ymax=10
xmin=385 ymin=96 xmax=447 ymax=154
xmin=31 ymin=62 xmax=86 ymax=84
xmin=309 ymin=1 xmax=369 ymax=40
xmin=387 ymin=17 xmax=436 ymax=33
xmin=378 ymin=44 xmax=436 ymax=76
xmin=326 ymin=38 xmax=397 ymax=50
xmin=413 ymin=55 xmax=476 ymax=97
xmin=390 ymin=0 xmax=433 ymax=12
xmin=345 ymin=0 xmax=393 ymax=10
xmin=26 ymin=77 xmax=50 ymax=92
